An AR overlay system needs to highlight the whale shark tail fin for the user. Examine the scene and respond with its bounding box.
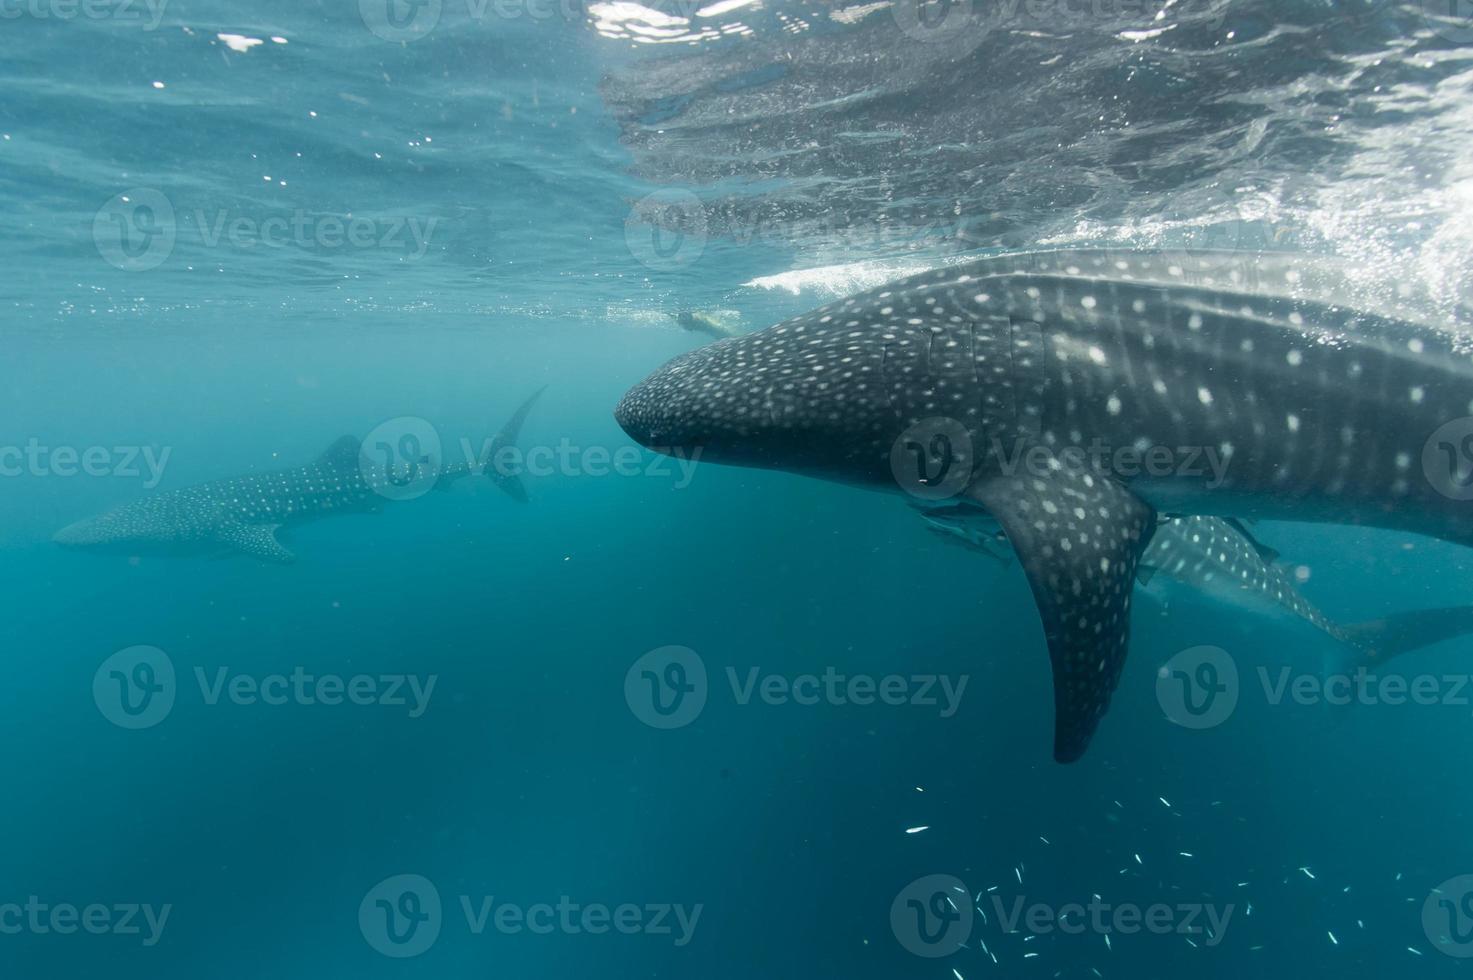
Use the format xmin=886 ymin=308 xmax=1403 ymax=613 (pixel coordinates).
xmin=1337 ymin=606 xmax=1473 ymax=668
xmin=485 ymin=386 xmax=547 ymax=503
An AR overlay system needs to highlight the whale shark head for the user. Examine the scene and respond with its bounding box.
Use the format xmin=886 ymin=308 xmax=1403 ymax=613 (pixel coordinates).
xmin=615 ymin=328 xmax=901 ymax=486
xmin=615 ymin=253 xmax=1186 ymax=764
xmin=53 ymin=504 xmax=179 ymax=555
xmin=53 ymin=512 xmax=129 ymax=549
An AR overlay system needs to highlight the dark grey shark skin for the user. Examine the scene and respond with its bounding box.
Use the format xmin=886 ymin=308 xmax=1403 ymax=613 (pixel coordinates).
xmin=615 ymin=249 xmax=1473 ymax=762
xmin=54 ymin=389 xmax=544 ymax=563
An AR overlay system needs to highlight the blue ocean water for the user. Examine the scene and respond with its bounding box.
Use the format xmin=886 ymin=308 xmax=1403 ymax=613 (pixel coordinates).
xmin=5 ymin=0 xmax=1473 ymax=977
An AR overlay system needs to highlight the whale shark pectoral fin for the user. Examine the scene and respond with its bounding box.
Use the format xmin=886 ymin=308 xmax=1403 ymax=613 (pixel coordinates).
xmin=220 ymin=523 xmax=296 ymax=563
xmin=967 ymin=466 xmax=1157 ymax=763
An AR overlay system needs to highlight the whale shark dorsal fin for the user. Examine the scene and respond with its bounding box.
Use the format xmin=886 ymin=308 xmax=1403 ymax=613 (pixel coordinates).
xmin=968 ymin=463 xmax=1157 ymax=763
xmin=220 ymin=523 xmax=295 ymax=563
xmin=317 ymin=435 xmax=362 ymax=471
xmin=1222 ymin=517 xmax=1281 ymax=564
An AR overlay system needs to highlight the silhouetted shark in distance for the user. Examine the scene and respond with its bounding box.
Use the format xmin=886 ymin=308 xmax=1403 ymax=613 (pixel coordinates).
xmin=54 ymin=389 xmax=545 ymax=563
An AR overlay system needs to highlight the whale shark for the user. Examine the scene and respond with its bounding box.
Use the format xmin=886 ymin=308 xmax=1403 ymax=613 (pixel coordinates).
xmin=922 ymin=509 xmax=1473 ymax=669
xmin=615 ymin=249 xmax=1473 ymax=761
xmin=54 ymin=389 xmax=545 ymax=563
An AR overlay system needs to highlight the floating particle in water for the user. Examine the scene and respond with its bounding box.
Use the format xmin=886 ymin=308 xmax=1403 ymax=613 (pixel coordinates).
xmin=1328 ymin=931 xmax=1338 ymax=945
xmin=1159 ymin=796 xmax=1171 ymax=808
xmin=1299 ymin=867 xmax=1316 ymax=879
xmin=905 ymin=826 xmax=928 ymax=834
xmin=1180 ymin=852 xmax=1194 ymax=858
xmin=1040 ymin=836 xmax=1051 ymax=845
xmin=1134 ymin=854 xmax=1142 ymax=865
xmin=1408 ymin=947 xmax=1423 ymax=955
xmin=952 ymin=969 xmax=964 ymax=980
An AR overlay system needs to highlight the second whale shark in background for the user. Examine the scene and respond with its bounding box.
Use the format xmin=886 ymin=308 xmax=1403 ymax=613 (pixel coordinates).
xmin=53 ymin=389 xmax=545 ymax=563
xmin=616 ymin=248 xmax=1473 ymax=762
xmin=922 ymin=508 xmax=1473 ymax=671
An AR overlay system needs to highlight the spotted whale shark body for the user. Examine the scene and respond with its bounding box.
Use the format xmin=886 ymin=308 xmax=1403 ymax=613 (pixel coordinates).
xmin=54 ymin=389 xmax=545 ymax=563
xmin=615 ymin=249 xmax=1473 ymax=761
xmin=923 ymin=509 xmax=1473 ymax=669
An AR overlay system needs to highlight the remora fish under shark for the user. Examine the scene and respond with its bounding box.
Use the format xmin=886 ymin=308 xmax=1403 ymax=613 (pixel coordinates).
xmin=54 ymin=389 xmax=545 ymax=563
xmin=922 ymin=509 xmax=1473 ymax=669
xmin=615 ymin=249 xmax=1473 ymax=761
